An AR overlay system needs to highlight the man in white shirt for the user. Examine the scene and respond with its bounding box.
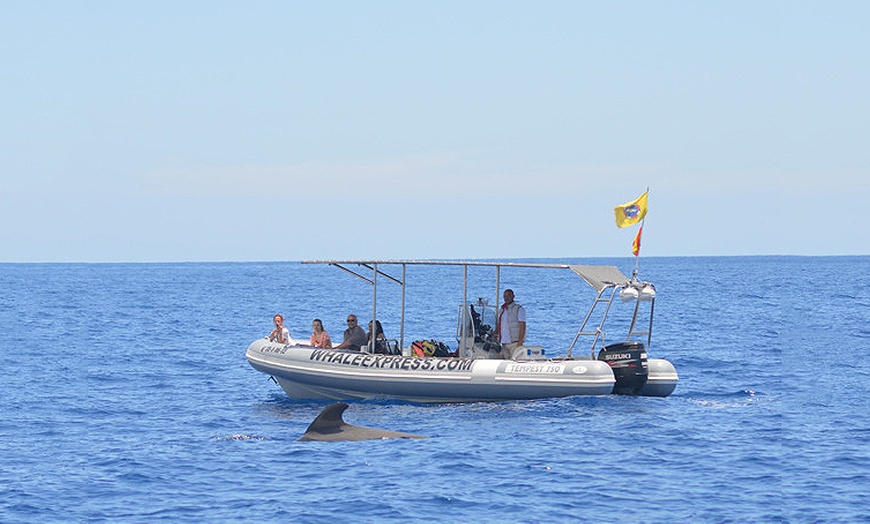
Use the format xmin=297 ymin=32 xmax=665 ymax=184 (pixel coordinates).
xmin=496 ymin=289 xmax=526 ymax=360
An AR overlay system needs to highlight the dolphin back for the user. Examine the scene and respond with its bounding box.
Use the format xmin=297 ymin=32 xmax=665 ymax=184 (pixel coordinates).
xmin=299 ymin=402 xmax=427 ymax=442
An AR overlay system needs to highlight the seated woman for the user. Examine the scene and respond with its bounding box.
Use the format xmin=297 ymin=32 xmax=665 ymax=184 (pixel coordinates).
xmin=367 ymin=320 xmax=389 ymax=354
xmin=309 ymin=318 xmax=332 ymax=349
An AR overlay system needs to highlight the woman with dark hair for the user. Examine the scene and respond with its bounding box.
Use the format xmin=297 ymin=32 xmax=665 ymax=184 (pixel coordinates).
xmin=367 ymin=320 xmax=387 ymax=353
xmin=309 ymin=318 xmax=332 ymax=349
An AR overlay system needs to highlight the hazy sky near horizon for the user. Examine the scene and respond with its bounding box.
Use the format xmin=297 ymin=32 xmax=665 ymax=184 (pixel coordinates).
xmin=2 ymin=1 xmax=868 ymax=262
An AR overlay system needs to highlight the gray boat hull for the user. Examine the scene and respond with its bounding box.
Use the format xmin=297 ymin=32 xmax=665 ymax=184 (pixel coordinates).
xmin=246 ymin=339 xmax=677 ymax=402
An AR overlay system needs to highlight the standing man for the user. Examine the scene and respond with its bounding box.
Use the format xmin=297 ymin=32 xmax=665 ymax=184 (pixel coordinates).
xmin=335 ymin=314 xmax=368 ymax=350
xmin=496 ymin=289 xmax=526 ymax=360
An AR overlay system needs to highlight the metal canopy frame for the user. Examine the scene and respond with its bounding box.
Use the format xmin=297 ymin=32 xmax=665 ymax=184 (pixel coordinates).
xmin=301 ymin=259 xmax=650 ymax=357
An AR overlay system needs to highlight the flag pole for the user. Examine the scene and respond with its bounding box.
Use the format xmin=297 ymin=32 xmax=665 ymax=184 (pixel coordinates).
xmin=633 ymin=186 xmax=649 ymax=278
xmin=633 ymin=218 xmax=644 ymax=278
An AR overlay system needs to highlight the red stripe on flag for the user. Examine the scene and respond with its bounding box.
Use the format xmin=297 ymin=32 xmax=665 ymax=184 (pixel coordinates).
xmin=632 ymin=226 xmax=643 ymax=257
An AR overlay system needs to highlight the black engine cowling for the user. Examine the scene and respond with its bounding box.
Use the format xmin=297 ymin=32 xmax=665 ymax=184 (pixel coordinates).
xmin=597 ymin=342 xmax=649 ymax=395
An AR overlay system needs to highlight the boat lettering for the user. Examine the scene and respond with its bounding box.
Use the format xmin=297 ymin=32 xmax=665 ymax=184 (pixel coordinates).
xmin=603 ymin=353 xmax=632 ymax=361
xmin=260 ymin=344 xmax=289 ymax=355
xmin=309 ymin=350 xmax=473 ymax=372
xmin=504 ymin=363 xmax=565 ymax=374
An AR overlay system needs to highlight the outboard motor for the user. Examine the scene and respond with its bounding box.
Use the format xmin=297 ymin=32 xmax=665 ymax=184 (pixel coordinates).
xmin=597 ymin=342 xmax=649 ymax=395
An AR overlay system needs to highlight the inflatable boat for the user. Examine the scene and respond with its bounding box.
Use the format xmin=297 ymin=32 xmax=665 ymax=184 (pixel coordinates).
xmin=245 ymin=261 xmax=678 ymax=402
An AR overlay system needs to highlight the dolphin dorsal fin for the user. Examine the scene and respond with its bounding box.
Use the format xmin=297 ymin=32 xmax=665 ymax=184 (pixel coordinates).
xmin=299 ymin=402 xmax=428 ymax=441
xmin=304 ymin=402 xmax=349 ymax=434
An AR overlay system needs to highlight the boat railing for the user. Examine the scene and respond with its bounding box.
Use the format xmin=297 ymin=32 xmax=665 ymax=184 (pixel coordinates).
xmin=566 ymin=279 xmax=656 ymax=358
xmin=384 ymin=339 xmax=401 ymax=355
xmin=455 ymin=305 xmax=471 ymax=356
xmin=301 ymin=260 xmax=653 ymax=361
xmin=567 ymin=285 xmax=620 ymax=357
xmin=361 ymin=338 xmax=402 ymax=355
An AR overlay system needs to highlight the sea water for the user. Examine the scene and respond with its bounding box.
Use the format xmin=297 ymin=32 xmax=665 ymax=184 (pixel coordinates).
xmin=0 ymin=256 xmax=867 ymax=522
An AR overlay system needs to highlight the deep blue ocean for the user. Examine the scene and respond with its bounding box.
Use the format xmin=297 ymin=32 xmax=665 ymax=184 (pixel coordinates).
xmin=1 ymin=256 xmax=868 ymax=522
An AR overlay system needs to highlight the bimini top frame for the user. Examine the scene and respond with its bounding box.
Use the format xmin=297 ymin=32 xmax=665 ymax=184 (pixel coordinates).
xmin=565 ymin=266 xmax=656 ymax=357
xmin=301 ymin=259 xmax=649 ymax=357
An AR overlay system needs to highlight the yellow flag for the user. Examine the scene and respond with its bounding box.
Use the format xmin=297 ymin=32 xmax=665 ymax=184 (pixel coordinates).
xmin=614 ymin=191 xmax=649 ymax=228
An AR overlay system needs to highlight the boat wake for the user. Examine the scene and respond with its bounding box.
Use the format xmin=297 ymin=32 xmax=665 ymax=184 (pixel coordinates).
xmin=216 ymin=434 xmax=272 ymax=441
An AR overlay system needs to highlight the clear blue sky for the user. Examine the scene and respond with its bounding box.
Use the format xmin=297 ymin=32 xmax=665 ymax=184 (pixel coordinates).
xmin=2 ymin=1 xmax=867 ymax=262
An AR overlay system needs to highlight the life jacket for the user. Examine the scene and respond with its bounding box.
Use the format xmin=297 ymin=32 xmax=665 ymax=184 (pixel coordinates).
xmin=411 ymin=340 xmax=450 ymax=357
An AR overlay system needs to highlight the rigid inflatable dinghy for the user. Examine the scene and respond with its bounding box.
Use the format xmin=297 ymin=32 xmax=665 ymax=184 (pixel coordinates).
xmin=246 ymin=260 xmax=678 ymax=403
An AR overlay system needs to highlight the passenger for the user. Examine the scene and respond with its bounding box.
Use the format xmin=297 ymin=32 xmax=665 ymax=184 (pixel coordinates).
xmin=309 ymin=318 xmax=332 ymax=349
xmin=268 ymin=313 xmax=293 ymax=344
xmin=496 ymin=289 xmax=526 ymax=360
xmin=334 ymin=314 xmax=367 ymax=350
xmin=367 ymin=320 xmax=387 ymax=353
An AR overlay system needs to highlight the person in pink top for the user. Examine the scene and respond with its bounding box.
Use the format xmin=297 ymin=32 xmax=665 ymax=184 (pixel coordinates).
xmin=309 ymin=318 xmax=332 ymax=348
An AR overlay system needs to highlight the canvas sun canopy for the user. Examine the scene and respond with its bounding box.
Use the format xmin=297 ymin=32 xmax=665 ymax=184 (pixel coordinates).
xmin=569 ymin=265 xmax=631 ymax=292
